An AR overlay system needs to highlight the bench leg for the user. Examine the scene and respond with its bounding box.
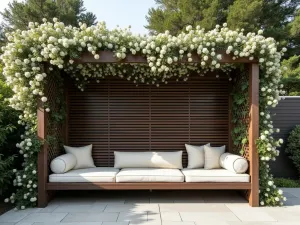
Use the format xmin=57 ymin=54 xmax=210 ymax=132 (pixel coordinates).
xmin=38 ymin=189 xmax=48 ymax=208
xmin=239 ymin=189 xmax=259 ymax=207
xmin=248 ymin=188 xmax=259 ymax=207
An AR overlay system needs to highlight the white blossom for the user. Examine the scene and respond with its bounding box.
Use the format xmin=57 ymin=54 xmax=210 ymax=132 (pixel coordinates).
xmin=41 ymin=97 xmax=47 ymax=102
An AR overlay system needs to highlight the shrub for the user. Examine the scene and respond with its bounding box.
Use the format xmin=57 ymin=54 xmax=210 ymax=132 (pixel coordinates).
xmin=0 ymin=154 xmax=15 ymax=197
xmin=274 ymin=178 xmax=300 ymax=188
xmin=285 ymin=125 xmax=300 ymax=177
xmin=0 ymin=111 xmax=17 ymax=198
xmin=0 ymin=71 xmax=23 ymax=200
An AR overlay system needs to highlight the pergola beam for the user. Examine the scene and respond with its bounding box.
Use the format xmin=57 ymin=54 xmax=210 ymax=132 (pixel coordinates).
xmin=74 ymin=51 xmax=258 ymax=64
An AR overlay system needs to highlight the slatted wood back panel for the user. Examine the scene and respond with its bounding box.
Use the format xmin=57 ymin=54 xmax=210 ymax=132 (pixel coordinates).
xmin=67 ymin=73 xmax=230 ymax=167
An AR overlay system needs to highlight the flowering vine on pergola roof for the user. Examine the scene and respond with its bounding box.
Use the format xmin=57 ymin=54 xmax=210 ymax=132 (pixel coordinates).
xmin=1 ymin=18 xmax=286 ymax=208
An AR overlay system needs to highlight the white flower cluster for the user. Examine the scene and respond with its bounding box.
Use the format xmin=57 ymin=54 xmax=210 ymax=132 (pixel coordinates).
xmin=4 ymin=164 xmax=37 ymax=209
xmin=3 ymin=125 xmax=39 ymax=209
xmin=1 ymin=18 xmax=286 ymax=207
xmin=1 ymin=19 xmax=285 ymax=125
xmin=64 ymin=63 xmax=234 ymax=90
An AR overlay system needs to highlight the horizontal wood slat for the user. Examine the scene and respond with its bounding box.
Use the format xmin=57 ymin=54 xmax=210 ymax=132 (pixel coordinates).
xmin=269 ymin=97 xmax=300 ymax=178
xmin=68 ymin=73 xmax=230 ymax=167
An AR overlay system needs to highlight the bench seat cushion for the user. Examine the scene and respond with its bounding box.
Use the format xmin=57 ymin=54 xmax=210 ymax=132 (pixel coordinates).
xmin=182 ymin=169 xmax=250 ymax=182
xmin=49 ymin=167 xmax=119 ymax=183
xmin=116 ymin=168 xmax=184 ymax=182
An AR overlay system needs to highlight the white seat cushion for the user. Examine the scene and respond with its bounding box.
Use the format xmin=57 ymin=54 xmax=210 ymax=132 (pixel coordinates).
xmin=116 ymin=168 xmax=184 ymax=182
xmin=49 ymin=167 xmax=119 ymax=183
xmin=182 ymin=168 xmax=250 ymax=182
xmin=114 ymin=151 xmax=183 ymax=169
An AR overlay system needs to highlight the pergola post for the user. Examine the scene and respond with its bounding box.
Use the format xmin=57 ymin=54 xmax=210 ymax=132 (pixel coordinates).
xmin=248 ymin=63 xmax=260 ymax=207
xmin=37 ymin=100 xmax=49 ymax=207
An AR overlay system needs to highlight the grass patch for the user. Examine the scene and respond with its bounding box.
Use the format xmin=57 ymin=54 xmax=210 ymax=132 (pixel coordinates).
xmin=274 ymin=178 xmax=300 ymax=188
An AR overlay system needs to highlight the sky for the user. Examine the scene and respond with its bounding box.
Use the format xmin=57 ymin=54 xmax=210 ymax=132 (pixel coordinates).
xmin=0 ymin=0 xmax=157 ymax=34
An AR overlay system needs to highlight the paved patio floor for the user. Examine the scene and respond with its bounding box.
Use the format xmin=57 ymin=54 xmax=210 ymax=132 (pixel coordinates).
xmin=1 ymin=188 xmax=300 ymax=225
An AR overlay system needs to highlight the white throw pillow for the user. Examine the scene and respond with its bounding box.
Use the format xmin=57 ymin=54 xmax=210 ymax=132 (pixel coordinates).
xmin=114 ymin=151 xmax=183 ymax=169
xmin=50 ymin=153 xmax=77 ymax=174
xmin=220 ymin=153 xmax=248 ymax=174
xmin=64 ymin=144 xmax=95 ymax=170
xmin=204 ymin=145 xmax=226 ymax=169
xmin=185 ymin=143 xmax=210 ymax=168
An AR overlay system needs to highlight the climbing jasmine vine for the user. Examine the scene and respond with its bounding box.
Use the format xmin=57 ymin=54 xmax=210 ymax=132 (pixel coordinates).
xmin=1 ymin=18 xmax=286 ymax=208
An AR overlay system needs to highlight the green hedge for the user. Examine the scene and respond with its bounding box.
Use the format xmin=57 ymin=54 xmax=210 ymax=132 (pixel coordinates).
xmin=0 ymin=73 xmax=23 ymax=200
xmin=285 ymin=125 xmax=300 ymax=177
xmin=274 ymin=178 xmax=300 ymax=188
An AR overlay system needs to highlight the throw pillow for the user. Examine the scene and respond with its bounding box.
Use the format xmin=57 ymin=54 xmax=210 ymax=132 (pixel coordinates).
xmin=204 ymin=145 xmax=226 ymax=169
xmin=64 ymin=144 xmax=95 ymax=169
xmin=185 ymin=143 xmax=210 ymax=168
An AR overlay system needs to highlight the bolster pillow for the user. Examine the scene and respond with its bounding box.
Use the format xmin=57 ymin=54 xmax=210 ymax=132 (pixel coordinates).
xmin=219 ymin=153 xmax=248 ymax=174
xmin=114 ymin=151 xmax=183 ymax=169
xmin=50 ymin=153 xmax=77 ymax=174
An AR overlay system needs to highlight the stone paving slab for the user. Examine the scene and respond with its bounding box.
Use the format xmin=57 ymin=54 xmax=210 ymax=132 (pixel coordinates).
xmin=159 ymin=203 xmax=231 ymax=212
xmin=160 ymin=212 xmax=181 ymax=221
xmin=21 ymin=213 xmax=67 ymax=223
xmin=52 ymin=203 xmax=107 ymax=213
xmin=180 ymin=212 xmax=240 ymax=222
xmin=0 ymin=211 xmax=32 ymax=223
xmin=0 ymin=223 xmax=34 ymax=225
xmin=1 ymin=189 xmax=300 ymax=225
xmin=117 ymin=212 xmax=147 ymax=223
xmin=62 ymin=212 xmax=119 ymax=222
xmin=34 ymin=223 xmax=102 ymax=225
xmin=104 ymin=204 xmax=159 ymax=213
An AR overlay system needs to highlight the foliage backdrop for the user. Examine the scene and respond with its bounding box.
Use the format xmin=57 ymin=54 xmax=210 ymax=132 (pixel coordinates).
xmin=0 ymin=66 xmax=23 ymax=200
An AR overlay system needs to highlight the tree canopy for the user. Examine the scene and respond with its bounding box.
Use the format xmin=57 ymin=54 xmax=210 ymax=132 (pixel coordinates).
xmin=1 ymin=0 xmax=97 ymax=31
xmin=146 ymin=0 xmax=233 ymax=34
xmin=146 ymin=0 xmax=300 ymax=55
xmin=281 ymin=56 xmax=300 ymax=96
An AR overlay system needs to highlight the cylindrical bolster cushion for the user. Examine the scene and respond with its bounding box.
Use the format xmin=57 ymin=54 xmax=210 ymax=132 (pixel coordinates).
xmin=219 ymin=153 xmax=248 ymax=174
xmin=50 ymin=153 xmax=77 ymax=174
xmin=114 ymin=151 xmax=183 ymax=169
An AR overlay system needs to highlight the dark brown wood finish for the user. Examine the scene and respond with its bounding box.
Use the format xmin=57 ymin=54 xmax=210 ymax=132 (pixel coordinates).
xmin=47 ymin=182 xmax=251 ymax=190
xmin=248 ymin=63 xmax=259 ymax=207
xmin=67 ymin=73 xmax=230 ymax=167
xmin=74 ymin=51 xmax=258 ymax=64
xmin=37 ymin=100 xmax=48 ymax=208
xmin=64 ymin=78 xmax=70 ymax=145
xmin=228 ymin=78 xmax=233 ymax=152
xmin=37 ymin=51 xmax=261 ymax=207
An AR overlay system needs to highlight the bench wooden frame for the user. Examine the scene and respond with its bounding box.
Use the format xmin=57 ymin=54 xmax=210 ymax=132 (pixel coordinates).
xmin=47 ymin=182 xmax=251 ymax=190
xmin=37 ymin=51 xmax=259 ymax=207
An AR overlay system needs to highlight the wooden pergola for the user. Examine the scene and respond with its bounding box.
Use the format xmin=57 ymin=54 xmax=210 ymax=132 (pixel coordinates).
xmin=37 ymin=51 xmax=259 ymax=207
